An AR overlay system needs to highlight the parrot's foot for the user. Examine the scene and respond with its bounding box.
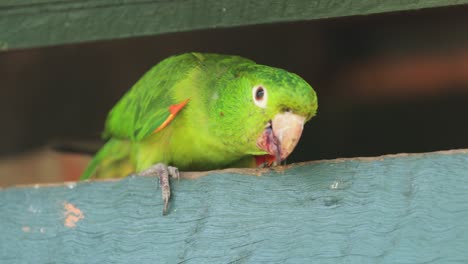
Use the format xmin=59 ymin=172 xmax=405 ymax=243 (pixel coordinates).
xmin=138 ymin=163 xmax=179 ymax=215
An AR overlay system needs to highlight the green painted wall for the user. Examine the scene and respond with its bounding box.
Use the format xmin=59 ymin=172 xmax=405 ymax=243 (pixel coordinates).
xmin=1 ymin=0 xmax=468 ymax=50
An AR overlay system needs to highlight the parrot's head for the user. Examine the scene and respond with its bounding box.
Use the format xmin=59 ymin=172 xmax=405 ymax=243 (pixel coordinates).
xmin=212 ymin=62 xmax=318 ymax=166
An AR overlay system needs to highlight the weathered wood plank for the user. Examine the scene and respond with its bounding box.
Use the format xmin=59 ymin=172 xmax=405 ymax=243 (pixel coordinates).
xmin=1 ymin=0 xmax=468 ymax=51
xmin=1 ymin=150 xmax=468 ymax=263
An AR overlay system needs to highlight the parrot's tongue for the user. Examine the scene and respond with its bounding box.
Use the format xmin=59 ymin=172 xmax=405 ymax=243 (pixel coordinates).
xmin=256 ymin=112 xmax=306 ymax=166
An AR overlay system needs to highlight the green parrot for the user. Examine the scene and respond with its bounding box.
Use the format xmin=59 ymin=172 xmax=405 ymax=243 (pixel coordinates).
xmin=81 ymin=52 xmax=318 ymax=214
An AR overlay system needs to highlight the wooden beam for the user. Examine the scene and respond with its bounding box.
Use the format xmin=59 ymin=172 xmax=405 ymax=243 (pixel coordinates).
xmin=1 ymin=0 xmax=468 ymax=51
xmin=1 ymin=150 xmax=468 ymax=262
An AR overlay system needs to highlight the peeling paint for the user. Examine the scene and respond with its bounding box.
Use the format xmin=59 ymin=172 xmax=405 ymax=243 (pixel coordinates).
xmin=63 ymin=202 xmax=84 ymax=228
xmin=28 ymin=205 xmax=41 ymax=213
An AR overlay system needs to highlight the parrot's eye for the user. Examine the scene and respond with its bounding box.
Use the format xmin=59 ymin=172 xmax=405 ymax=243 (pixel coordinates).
xmin=253 ymin=85 xmax=267 ymax=108
xmin=255 ymin=87 xmax=264 ymax=100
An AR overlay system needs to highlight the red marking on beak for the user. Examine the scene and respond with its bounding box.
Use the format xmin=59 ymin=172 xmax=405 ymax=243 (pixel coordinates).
xmin=256 ymin=112 xmax=305 ymax=167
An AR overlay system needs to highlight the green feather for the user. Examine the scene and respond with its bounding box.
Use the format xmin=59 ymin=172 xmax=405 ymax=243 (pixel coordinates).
xmin=81 ymin=53 xmax=318 ymax=179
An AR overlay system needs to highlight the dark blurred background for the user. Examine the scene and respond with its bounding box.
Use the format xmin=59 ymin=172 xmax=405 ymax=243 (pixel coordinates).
xmin=2 ymin=5 xmax=468 ymax=186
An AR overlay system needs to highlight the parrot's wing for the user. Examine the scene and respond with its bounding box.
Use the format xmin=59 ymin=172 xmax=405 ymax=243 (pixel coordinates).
xmin=103 ymin=53 xmax=254 ymax=141
xmin=104 ymin=54 xmax=195 ymax=141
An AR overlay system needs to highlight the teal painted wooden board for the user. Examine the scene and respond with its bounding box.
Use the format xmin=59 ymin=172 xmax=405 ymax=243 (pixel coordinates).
xmin=1 ymin=151 xmax=468 ymax=263
xmin=1 ymin=0 xmax=468 ymax=50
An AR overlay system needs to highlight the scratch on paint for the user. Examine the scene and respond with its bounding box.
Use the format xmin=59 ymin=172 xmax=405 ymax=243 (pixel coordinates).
xmin=63 ymin=202 xmax=84 ymax=228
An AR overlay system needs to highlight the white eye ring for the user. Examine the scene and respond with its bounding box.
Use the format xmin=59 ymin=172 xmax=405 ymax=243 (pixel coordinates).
xmin=252 ymin=85 xmax=267 ymax=108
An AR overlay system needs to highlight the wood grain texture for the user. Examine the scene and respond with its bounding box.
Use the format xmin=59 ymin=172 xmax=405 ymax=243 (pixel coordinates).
xmin=1 ymin=151 xmax=468 ymax=263
xmin=1 ymin=0 xmax=468 ymax=50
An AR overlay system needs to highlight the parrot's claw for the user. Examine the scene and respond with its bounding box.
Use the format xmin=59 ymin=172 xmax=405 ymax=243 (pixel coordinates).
xmin=138 ymin=163 xmax=179 ymax=215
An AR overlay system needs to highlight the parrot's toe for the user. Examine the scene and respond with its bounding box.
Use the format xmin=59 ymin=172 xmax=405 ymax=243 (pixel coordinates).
xmin=138 ymin=163 xmax=179 ymax=215
xmin=167 ymin=166 xmax=180 ymax=181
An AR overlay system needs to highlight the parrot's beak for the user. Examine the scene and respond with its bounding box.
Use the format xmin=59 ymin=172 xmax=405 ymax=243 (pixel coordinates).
xmin=256 ymin=111 xmax=306 ymax=165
